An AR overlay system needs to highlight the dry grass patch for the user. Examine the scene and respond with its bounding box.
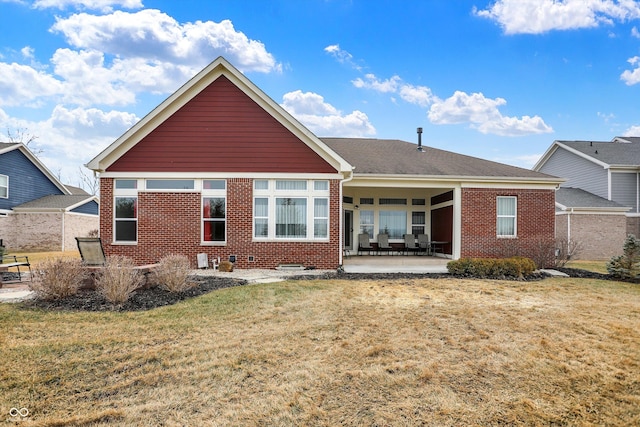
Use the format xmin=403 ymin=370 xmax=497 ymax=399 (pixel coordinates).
xmin=1 ymin=277 xmax=639 ymax=426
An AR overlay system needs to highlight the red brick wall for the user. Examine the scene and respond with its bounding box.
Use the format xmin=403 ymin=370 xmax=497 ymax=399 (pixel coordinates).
xmin=99 ymin=178 xmax=341 ymax=269
xmin=460 ymin=188 xmax=555 ymax=266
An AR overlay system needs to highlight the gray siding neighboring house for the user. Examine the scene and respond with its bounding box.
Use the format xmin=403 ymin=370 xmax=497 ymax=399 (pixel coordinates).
xmin=0 ymin=142 xmax=99 ymax=251
xmin=534 ymin=137 xmax=640 ymax=259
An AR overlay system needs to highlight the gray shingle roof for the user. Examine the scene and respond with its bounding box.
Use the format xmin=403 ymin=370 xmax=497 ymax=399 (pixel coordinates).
xmin=321 ymin=138 xmax=558 ymax=180
xmin=558 ymin=138 xmax=640 ymax=166
xmin=555 ymin=187 xmax=627 ymax=210
xmin=13 ymin=195 xmax=95 ymax=211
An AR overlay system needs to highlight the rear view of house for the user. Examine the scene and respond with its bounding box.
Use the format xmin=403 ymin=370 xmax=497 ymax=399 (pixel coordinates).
xmin=87 ymin=57 xmax=561 ymax=269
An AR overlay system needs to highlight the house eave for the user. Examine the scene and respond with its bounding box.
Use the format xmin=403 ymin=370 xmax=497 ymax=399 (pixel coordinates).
xmin=347 ymin=173 xmax=564 ymax=187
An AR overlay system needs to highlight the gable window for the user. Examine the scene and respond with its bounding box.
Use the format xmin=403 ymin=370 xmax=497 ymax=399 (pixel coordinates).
xmin=114 ymin=197 xmax=137 ymax=242
xmin=253 ymin=179 xmax=329 ymax=240
xmin=0 ymin=175 xmax=7 ymax=198
xmin=202 ymin=180 xmax=226 ymax=244
xmin=497 ymin=196 xmax=517 ymax=237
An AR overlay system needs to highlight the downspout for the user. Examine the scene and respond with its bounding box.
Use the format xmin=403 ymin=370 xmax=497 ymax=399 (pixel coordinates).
xmin=339 ymin=167 xmax=355 ymax=267
xmin=61 ymin=210 xmax=65 ymax=251
xmin=567 ymin=208 xmax=572 ymax=244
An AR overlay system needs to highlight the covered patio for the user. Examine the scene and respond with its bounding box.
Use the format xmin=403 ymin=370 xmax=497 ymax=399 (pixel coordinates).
xmin=342 ymin=254 xmax=449 ymax=273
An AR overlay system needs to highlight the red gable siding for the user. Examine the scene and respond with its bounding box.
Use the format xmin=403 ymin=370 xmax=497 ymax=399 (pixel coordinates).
xmin=107 ymin=76 xmax=337 ymax=173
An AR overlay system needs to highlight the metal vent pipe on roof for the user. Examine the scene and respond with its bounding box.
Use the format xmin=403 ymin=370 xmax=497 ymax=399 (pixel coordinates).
xmin=417 ymin=127 xmax=424 ymax=152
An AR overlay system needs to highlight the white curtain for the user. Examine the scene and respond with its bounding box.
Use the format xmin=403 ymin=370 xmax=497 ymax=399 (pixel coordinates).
xmin=276 ymin=198 xmax=307 ymax=237
xmin=379 ymin=211 xmax=406 ymax=239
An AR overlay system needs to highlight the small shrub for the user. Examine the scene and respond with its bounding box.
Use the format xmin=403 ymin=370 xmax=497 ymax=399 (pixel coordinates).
xmin=555 ymin=238 xmax=580 ymax=268
xmin=29 ymin=258 xmax=88 ymax=300
xmin=152 ymin=254 xmax=195 ymax=293
xmin=447 ymin=256 xmax=536 ymax=279
xmin=96 ymin=256 xmax=144 ymax=304
xmin=607 ymin=234 xmax=640 ymax=279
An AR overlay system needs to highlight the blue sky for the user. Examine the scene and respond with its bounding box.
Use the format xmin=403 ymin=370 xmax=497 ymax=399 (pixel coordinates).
xmin=1 ymin=0 xmax=640 ymax=190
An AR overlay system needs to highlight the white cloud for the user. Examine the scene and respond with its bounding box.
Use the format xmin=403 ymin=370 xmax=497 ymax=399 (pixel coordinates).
xmin=324 ymin=44 xmax=362 ymax=70
xmin=33 ymin=0 xmax=143 ymax=12
xmin=624 ymin=125 xmax=640 ymax=135
xmin=475 ymin=0 xmax=640 ymax=34
xmin=621 ymin=56 xmax=640 ymax=85
xmin=0 ymin=62 xmax=64 ymax=106
xmin=398 ymin=84 xmax=439 ymax=108
xmin=632 ymin=26 xmax=640 ymax=37
xmin=281 ymin=90 xmax=375 ymax=137
xmin=352 ymin=73 xmax=401 ymax=93
xmin=51 ymin=10 xmax=281 ymax=73
xmin=428 ymin=91 xmax=553 ymax=136
xmin=0 ymin=105 xmax=137 ymax=186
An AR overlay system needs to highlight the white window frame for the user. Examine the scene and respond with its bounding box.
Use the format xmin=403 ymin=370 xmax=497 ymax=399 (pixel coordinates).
xmin=253 ymin=179 xmax=330 ymax=241
xmin=202 ymin=180 xmax=226 ymax=245
xmin=113 ymin=179 xmax=139 ymax=244
xmin=0 ymin=174 xmax=7 ymax=198
xmin=497 ymin=196 xmax=517 ymax=238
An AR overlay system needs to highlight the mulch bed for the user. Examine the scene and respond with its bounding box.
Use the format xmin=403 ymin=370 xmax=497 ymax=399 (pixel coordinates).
xmin=19 ymin=268 xmax=634 ymax=312
xmin=21 ymin=276 xmax=247 ymax=312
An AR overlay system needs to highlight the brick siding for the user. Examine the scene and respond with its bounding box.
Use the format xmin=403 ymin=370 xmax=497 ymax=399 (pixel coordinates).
xmin=100 ymin=178 xmax=341 ymax=269
xmin=557 ymin=213 xmax=627 ymax=260
xmin=460 ymin=188 xmax=556 ymax=266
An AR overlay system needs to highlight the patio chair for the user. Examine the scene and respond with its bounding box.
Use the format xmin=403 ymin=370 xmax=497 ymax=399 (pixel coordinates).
xmin=75 ymin=237 xmax=106 ymax=266
xmin=417 ymin=233 xmax=430 ymax=255
xmin=377 ymin=233 xmax=393 ymax=255
xmin=403 ymin=233 xmax=420 ymax=255
xmin=357 ymin=233 xmax=375 ymax=255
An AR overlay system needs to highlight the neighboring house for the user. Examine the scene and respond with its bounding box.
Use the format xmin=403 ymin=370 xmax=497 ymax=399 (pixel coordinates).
xmin=87 ymin=56 xmax=562 ymax=269
xmin=534 ymin=137 xmax=640 ymax=259
xmin=0 ymin=142 xmax=99 ymax=251
xmin=554 ymin=187 xmax=629 ymax=259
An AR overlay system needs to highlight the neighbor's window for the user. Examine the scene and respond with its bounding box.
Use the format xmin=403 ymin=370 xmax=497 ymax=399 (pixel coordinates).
xmin=0 ymin=175 xmax=7 ymax=198
xmin=114 ymin=197 xmax=137 ymax=242
xmin=202 ymin=197 xmax=226 ymax=242
xmin=497 ymin=196 xmax=517 ymax=237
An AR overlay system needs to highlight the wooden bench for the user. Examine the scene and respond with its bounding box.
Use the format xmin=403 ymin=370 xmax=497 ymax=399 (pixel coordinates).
xmin=0 ymin=255 xmax=31 ymax=284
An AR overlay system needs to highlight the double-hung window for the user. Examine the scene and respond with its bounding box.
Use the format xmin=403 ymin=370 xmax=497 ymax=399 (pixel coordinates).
xmin=202 ymin=180 xmax=226 ymax=244
xmin=0 ymin=174 xmax=7 ymax=198
xmin=253 ymin=179 xmax=330 ymax=240
xmin=114 ymin=179 xmax=138 ymax=243
xmin=497 ymin=196 xmax=517 ymax=237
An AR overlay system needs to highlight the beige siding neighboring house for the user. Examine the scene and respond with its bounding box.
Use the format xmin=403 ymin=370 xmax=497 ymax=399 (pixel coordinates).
xmin=555 ymin=188 xmax=629 ymax=260
xmin=0 ymin=142 xmax=99 ymax=252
